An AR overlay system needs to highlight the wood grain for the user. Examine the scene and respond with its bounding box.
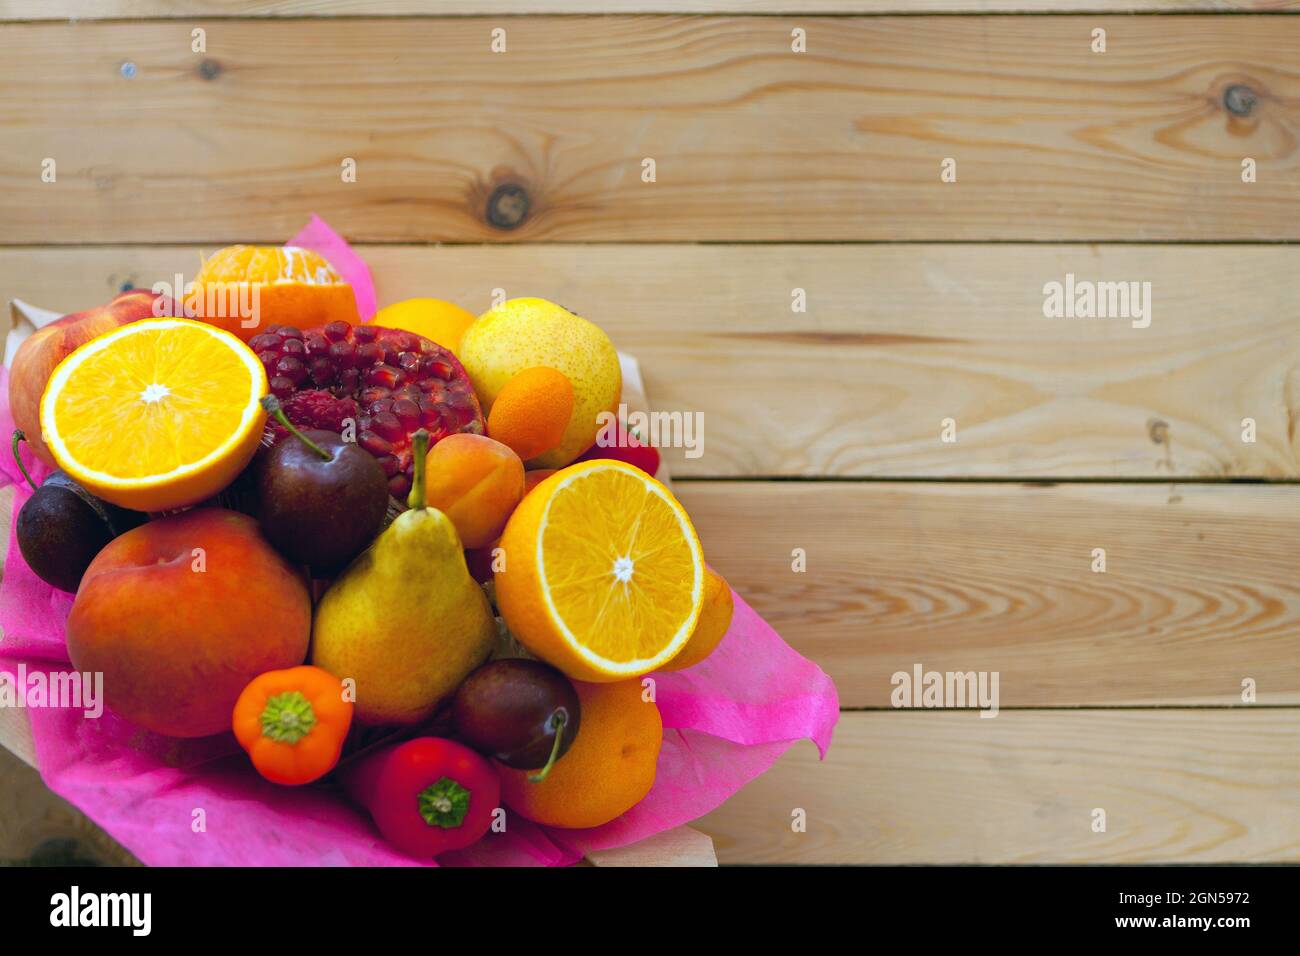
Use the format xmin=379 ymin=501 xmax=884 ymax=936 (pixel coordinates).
xmin=678 ymin=481 xmax=1300 ymax=708
xmin=1 ymin=17 xmax=1297 ymax=242
xmin=5 ymin=243 xmax=1300 ymax=480
xmin=697 ymin=709 xmax=1300 ymax=863
xmin=7 ymin=1 xmax=1299 ymax=16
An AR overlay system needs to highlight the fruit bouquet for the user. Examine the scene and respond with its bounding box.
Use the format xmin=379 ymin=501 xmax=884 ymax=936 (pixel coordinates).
xmin=0 ymin=218 xmax=838 ymax=866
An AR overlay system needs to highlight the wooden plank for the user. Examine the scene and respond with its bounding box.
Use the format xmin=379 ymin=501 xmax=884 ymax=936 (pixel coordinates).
xmin=1 ymin=17 xmax=1297 ymax=243
xmin=4 ymin=243 xmax=1300 ymax=480
xmin=7 ymin=1 xmax=1299 ymax=17
xmin=697 ymin=709 xmax=1300 ymax=863
xmin=677 ymin=481 xmax=1300 ymax=708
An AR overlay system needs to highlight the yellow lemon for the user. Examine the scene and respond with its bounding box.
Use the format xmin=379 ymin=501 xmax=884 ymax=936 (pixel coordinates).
xmin=459 ymin=298 xmax=620 ymax=469
xmin=373 ymin=298 xmax=478 ymax=356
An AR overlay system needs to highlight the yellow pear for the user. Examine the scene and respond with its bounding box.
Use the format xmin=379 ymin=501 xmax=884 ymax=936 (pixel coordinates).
xmin=311 ymin=431 xmax=496 ymax=725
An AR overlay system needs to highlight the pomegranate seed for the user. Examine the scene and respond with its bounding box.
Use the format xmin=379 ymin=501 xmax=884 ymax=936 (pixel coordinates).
xmin=365 ymin=365 xmax=402 ymax=390
xmin=429 ymin=360 xmax=453 ymax=381
xmin=353 ymin=325 xmax=378 ymax=343
xmin=329 ymin=340 xmax=357 ymax=368
xmin=359 ymin=387 xmax=390 ymax=406
xmin=304 ymin=332 xmax=329 ymax=356
xmin=420 ymin=406 xmax=444 ymax=429
xmin=275 ymin=355 xmax=308 ymax=386
xmin=376 ymin=454 xmax=401 ymax=478
xmin=269 ymin=376 xmax=295 ymax=398
xmin=369 ymin=398 xmax=395 ymax=415
xmin=356 ymin=342 xmax=383 ymax=366
xmin=279 ymin=327 xmax=303 ymax=340
xmin=323 ymin=320 xmax=351 ymax=342
xmin=358 ymin=430 xmax=393 ymax=456
xmin=258 ymin=351 xmax=279 ymax=375
xmin=393 ymin=399 xmax=420 ymax=430
xmin=248 ymin=333 xmax=281 ymax=352
xmin=372 ymin=411 xmax=405 ymax=442
xmin=398 ymin=352 xmax=420 ymax=373
xmin=309 ymin=357 xmax=336 ymax=387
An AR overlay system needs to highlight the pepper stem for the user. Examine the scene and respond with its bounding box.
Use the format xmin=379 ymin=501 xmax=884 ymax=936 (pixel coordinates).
xmin=260 ymin=395 xmax=333 ymax=462
xmin=259 ymin=690 xmax=318 ymax=745
xmin=407 ymin=429 xmax=430 ymax=511
xmin=528 ymin=711 xmax=567 ymax=784
xmin=10 ymin=430 xmax=39 ymax=493
xmin=417 ymin=777 xmax=470 ymax=829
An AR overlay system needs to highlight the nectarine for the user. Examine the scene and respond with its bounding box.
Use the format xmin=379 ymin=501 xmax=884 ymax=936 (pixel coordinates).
xmin=66 ymin=508 xmax=311 ymax=738
xmin=8 ymin=290 xmax=166 ymax=466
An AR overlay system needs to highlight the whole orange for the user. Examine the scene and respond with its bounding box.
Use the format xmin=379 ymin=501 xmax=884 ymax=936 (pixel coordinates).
xmin=662 ymin=566 xmax=734 ymax=670
xmin=189 ymin=245 xmax=359 ymax=342
xmin=498 ymin=678 xmax=662 ymax=829
xmin=487 ymin=367 xmax=575 ymax=463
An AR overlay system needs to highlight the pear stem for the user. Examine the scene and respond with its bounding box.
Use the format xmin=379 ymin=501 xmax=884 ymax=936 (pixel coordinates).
xmin=528 ymin=711 xmax=567 ymax=784
xmin=260 ymin=395 xmax=333 ymax=462
xmin=407 ymin=429 xmax=430 ymax=511
xmin=10 ymin=430 xmax=39 ymax=493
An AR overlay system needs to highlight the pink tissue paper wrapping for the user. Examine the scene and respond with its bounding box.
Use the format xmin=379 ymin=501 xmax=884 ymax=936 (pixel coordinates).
xmin=0 ymin=219 xmax=839 ymax=866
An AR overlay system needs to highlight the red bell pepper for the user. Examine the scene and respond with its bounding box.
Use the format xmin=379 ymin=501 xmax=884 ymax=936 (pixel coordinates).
xmin=342 ymin=737 xmax=500 ymax=859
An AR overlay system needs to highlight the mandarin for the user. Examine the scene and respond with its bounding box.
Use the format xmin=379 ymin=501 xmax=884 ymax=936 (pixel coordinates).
xmin=497 ymin=678 xmax=661 ymax=829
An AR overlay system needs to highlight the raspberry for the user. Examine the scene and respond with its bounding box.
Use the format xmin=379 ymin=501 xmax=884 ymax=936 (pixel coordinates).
xmin=255 ymin=324 xmax=484 ymax=499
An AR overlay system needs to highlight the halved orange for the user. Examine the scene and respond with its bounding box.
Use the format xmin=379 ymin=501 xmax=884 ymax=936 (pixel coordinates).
xmin=494 ymin=459 xmax=704 ymax=681
xmin=40 ymin=318 xmax=268 ymax=512
xmin=189 ymin=245 xmax=360 ymax=342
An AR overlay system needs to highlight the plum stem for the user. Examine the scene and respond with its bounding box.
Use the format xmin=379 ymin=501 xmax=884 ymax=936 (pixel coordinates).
xmin=407 ymin=429 xmax=430 ymax=511
xmin=10 ymin=430 xmax=39 ymax=493
xmin=528 ymin=710 xmax=567 ymax=784
xmin=260 ymin=396 xmax=333 ymax=462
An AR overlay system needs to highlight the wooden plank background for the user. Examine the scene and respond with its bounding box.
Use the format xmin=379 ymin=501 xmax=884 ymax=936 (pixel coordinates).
xmin=5 ymin=2 xmax=1300 ymax=16
xmin=3 ymin=5 xmax=1299 ymax=866
xmin=4 ymin=244 xmax=1299 ymax=480
xmin=2 ymin=17 xmax=1299 ymax=243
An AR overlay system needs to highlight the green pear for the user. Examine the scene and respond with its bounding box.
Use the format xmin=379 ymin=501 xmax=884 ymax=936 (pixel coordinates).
xmin=311 ymin=430 xmax=496 ymax=725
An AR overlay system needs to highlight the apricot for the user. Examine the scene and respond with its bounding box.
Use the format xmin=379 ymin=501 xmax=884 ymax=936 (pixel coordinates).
xmin=487 ymin=367 xmax=575 ymax=463
xmin=66 ymin=508 xmax=311 ymax=738
xmin=423 ymin=433 xmax=525 ymax=549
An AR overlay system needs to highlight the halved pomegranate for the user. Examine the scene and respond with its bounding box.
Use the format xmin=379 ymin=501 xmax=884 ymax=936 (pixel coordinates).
xmin=251 ymin=322 xmax=485 ymax=499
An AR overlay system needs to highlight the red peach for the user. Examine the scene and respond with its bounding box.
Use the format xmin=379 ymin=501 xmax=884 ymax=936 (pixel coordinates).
xmin=8 ymin=289 xmax=169 ymax=466
xmin=66 ymin=508 xmax=311 ymax=738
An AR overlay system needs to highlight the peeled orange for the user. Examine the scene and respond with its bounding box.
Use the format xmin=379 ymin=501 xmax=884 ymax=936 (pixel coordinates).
xmin=189 ymin=245 xmax=359 ymax=342
xmin=494 ymin=459 xmax=704 ymax=681
xmin=40 ymin=318 xmax=268 ymax=512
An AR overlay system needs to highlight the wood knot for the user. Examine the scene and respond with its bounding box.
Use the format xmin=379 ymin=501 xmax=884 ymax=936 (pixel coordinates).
xmin=197 ymin=59 xmax=222 ymax=82
xmin=485 ymin=183 xmax=529 ymax=230
xmin=1223 ymin=84 xmax=1257 ymax=117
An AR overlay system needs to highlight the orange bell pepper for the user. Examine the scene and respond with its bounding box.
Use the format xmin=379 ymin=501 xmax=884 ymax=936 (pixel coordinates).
xmin=233 ymin=665 xmax=353 ymax=786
